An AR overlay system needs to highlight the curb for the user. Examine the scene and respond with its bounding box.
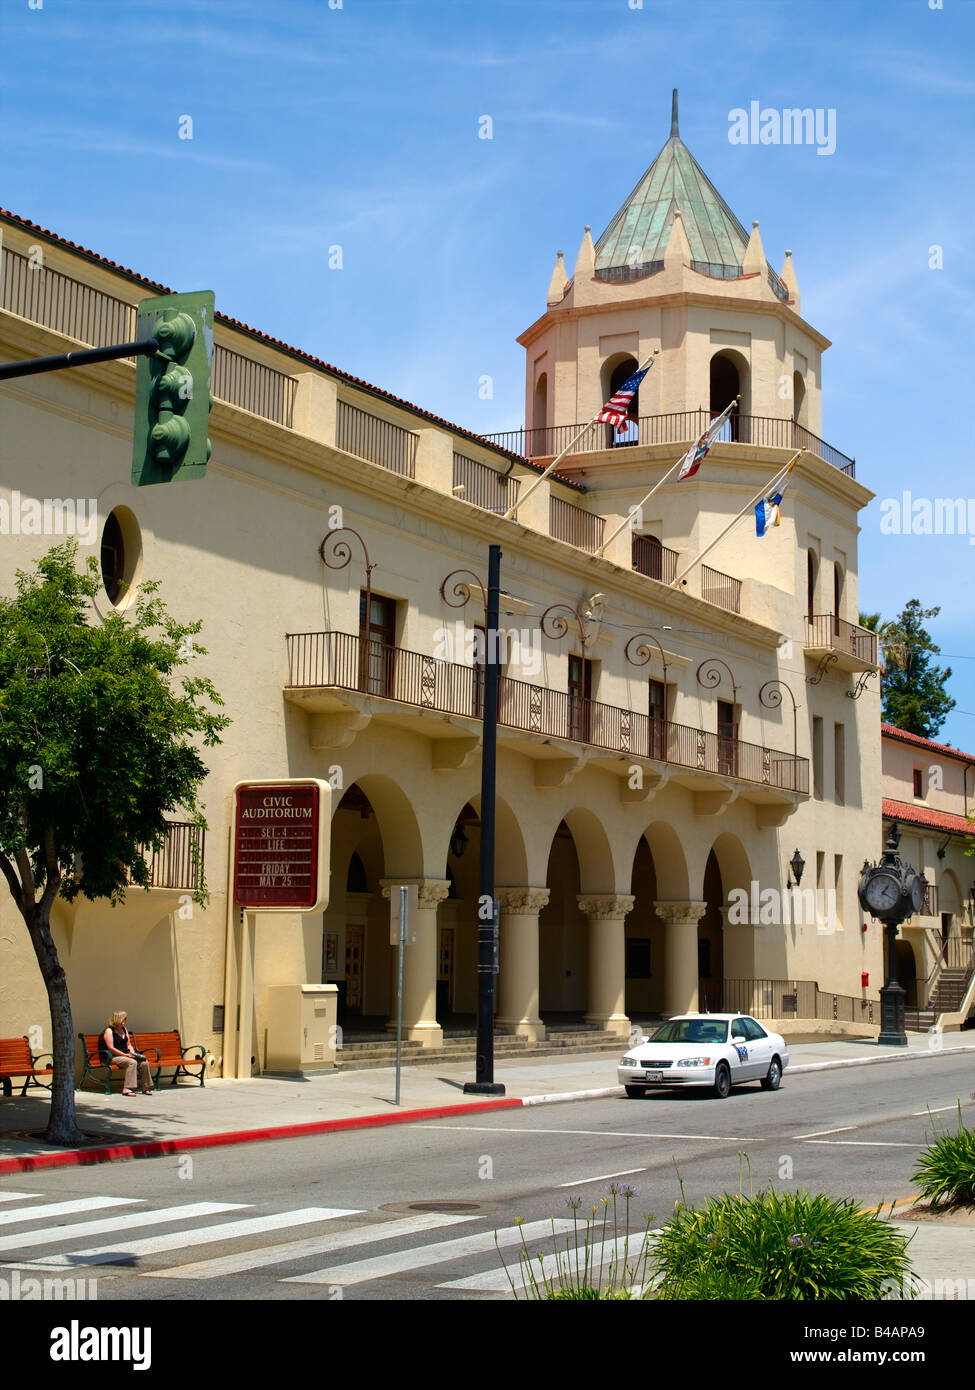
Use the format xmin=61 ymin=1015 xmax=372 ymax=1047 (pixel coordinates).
xmin=2 ymin=1042 xmax=972 ymax=1175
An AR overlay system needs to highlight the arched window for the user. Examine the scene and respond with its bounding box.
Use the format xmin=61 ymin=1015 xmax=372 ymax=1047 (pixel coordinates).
xmin=346 ymin=851 xmax=367 ymax=893
xmin=833 ymin=562 xmax=843 ymax=630
xmin=709 ymin=352 xmax=747 ymax=441
xmin=532 ymin=372 xmax=548 ymax=442
xmin=792 ymin=371 xmax=806 ymax=428
xmin=807 ymin=549 xmax=818 ymax=621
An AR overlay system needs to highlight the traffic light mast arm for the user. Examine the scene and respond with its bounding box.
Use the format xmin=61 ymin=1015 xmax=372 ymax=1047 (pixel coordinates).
xmin=0 ymin=338 xmax=159 ymax=382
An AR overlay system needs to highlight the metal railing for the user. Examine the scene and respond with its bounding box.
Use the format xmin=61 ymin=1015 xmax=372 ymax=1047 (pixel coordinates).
xmin=920 ymin=884 xmax=940 ymax=918
xmin=146 ymin=822 xmax=205 ymax=892
xmin=452 ymin=452 xmax=520 ymax=514
xmin=594 ymin=260 xmax=663 ymax=284
xmin=632 ymin=535 xmax=678 ymax=583
xmin=805 ymin=615 xmax=878 ymax=665
xmin=481 ymin=408 xmax=855 ymax=476
xmin=336 ymin=399 xmax=417 ymax=477
xmin=285 ymin=631 xmax=809 ymax=794
xmin=1 ymin=245 xmax=298 ymax=427
xmin=550 ymin=496 xmax=605 ymax=553
xmin=722 ymin=978 xmax=875 ymax=1024
xmin=701 ymin=564 xmax=741 ymax=614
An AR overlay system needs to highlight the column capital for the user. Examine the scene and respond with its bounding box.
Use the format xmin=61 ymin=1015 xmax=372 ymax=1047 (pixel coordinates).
xmin=577 ymin=894 xmax=635 ymax=920
xmin=498 ymin=887 xmax=550 ymax=914
xmin=654 ymin=899 xmax=708 ymax=925
xmin=380 ymin=879 xmax=451 ymax=909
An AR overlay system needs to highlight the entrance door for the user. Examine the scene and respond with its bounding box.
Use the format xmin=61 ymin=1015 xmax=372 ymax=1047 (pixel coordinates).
xmin=345 ymin=925 xmax=364 ymax=1013
xmin=359 ymin=591 xmax=397 ymax=697
xmin=649 ymin=678 xmax=667 ymax=761
xmin=437 ymin=927 xmax=454 ymax=1017
xmin=568 ymin=655 xmax=592 ymax=744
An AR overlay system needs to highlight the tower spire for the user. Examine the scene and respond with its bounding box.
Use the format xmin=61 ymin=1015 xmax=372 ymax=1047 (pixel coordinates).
xmin=670 ymin=88 xmax=679 ymax=139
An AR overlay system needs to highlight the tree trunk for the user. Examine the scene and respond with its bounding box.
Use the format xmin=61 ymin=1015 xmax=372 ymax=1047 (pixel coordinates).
xmin=27 ymin=906 xmax=84 ymax=1147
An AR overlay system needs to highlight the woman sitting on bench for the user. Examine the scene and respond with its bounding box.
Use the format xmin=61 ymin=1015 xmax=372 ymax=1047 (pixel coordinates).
xmin=99 ymin=1011 xmax=153 ymax=1096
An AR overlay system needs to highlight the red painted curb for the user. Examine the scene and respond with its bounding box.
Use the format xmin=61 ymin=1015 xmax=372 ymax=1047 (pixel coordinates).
xmin=0 ymin=1097 xmax=523 ymax=1175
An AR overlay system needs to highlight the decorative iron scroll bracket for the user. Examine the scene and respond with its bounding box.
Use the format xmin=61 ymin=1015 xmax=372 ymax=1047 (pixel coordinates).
xmin=625 ymin=633 xmax=668 ymax=689
xmin=440 ymin=569 xmax=487 ymax=610
xmin=759 ymin=678 xmax=798 ymax=763
xmin=845 ymin=669 xmax=876 ymax=700
xmin=807 ymin=652 xmax=838 ymax=687
xmin=695 ymin=658 xmax=738 ymax=705
xmin=540 ymin=603 xmax=588 ymax=647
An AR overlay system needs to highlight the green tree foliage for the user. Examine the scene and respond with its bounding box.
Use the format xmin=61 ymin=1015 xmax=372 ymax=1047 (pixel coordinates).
xmin=859 ymin=601 xmax=955 ymax=738
xmin=0 ymin=543 xmax=228 ymax=1144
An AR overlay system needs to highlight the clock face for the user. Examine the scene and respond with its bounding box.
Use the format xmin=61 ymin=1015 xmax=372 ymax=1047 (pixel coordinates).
xmin=865 ymin=872 xmax=900 ymax=912
xmin=911 ymin=877 xmax=926 ymax=912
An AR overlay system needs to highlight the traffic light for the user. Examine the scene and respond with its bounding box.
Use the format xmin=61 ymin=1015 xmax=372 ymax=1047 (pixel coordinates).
xmin=131 ymin=290 xmax=214 ymax=486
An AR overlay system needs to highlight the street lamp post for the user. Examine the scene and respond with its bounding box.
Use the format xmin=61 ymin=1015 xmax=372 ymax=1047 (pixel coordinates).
xmin=857 ymin=822 xmax=927 ymax=1047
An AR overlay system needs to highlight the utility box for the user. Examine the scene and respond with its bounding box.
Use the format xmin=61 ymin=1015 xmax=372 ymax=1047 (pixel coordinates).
xmin=265 ymin=983 xmax=338 ymax=1074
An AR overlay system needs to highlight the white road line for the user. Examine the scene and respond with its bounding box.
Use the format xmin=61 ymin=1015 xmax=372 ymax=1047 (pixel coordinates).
xmin=792 ymin=1126 xmax=857 ymax=1138
xmin=39 ymin=1208 xmax=355 ymax=1268
xmin=557 ymin=1167 xmax=647 ymax=1188
xmin=419 ymin=1125 xmax=755 ymax=1141
xmin=0 ymin=1193 xmax=41 ymax=1204
xmin=440 ymin=1230 xmax=656 ymax=1293
xmin=0 ymin=1202 xmax=245 ymax=1255
xmin=804 ymin=1140 xmax=922 ymax=1148
xmin=147 ymin=1212 xmax=474 ymax=1280
xmin=284 ymin=1219 xmax=575 ymax=1287
xmin=0 ymin=1197 xmax=141 ymax=1227
xmin=913 ymin=1104 xmax=969 ymax=1116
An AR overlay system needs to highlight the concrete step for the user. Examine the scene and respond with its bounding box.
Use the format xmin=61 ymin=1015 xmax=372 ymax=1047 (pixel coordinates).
xmin=334 ymin=1036 xmax=625 ymax=1072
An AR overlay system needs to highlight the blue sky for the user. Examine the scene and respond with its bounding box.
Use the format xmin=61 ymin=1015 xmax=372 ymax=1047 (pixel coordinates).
xmin=2 ymin=0 xmax=973 ymax=748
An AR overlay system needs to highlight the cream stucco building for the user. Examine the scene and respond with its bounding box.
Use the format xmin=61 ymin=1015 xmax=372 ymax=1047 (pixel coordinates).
xmin=2 ymin=97 xmax=903 ymax=1075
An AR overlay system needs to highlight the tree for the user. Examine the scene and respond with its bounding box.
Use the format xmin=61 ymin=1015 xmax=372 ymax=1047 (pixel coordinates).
xmin=859 ymin=601 xmax=955 ymax=739
xmin=0 ymin=543 xmax=228 ymax=1145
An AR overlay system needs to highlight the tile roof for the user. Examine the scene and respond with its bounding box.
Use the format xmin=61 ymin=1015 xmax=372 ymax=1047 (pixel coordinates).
xmin=881 ymin=723 xmax=975 ymax=766
xmin=0 ymin=208 xmax=583 ymax=491
xmin=882 ymin=799 xmax=974 ymax=837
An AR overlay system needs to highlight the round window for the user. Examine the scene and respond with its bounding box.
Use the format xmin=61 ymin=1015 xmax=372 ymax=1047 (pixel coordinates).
xmin=100 ymin=506 xmax=142 ymax=608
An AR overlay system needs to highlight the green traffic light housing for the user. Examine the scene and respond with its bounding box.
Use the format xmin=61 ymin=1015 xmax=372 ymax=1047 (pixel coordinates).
xmin=132 ymin=291 xmax=214 ymax=486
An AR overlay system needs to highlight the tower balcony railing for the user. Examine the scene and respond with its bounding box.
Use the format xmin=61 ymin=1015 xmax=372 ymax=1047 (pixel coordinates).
xmin=285 ymin=630 xmax=809 ymax=795
xmin=804 ymin=615 xmax=878 ymax=667
xmin=481 ymin=410 xmax=855 ymax=477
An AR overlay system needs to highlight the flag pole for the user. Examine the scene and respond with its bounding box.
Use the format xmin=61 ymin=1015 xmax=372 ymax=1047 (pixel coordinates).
xmin=502 ymin=349 xmax=659 ymax=522
xmin=594 ymin=394 xmax=740 ymax=558
xmin=669 ymin=450 xmax=803 ymax=590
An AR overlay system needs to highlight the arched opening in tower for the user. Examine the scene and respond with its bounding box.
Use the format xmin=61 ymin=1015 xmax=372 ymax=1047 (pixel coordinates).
xmin=709 ymin=352 xmax=743 ymax=441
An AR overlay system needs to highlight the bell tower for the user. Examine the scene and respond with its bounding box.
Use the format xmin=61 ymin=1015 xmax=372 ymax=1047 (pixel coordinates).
xmin=520 ymin=91 xmax=826 ymax=445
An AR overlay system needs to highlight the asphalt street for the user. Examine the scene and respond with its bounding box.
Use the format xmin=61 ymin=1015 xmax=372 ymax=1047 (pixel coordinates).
xmin=1 ymin=1053 xmax=972 ymax=1303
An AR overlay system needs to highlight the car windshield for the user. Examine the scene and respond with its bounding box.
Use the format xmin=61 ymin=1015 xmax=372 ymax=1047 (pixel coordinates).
xmin=648 ymin=1019 xmax=729 ymax=1045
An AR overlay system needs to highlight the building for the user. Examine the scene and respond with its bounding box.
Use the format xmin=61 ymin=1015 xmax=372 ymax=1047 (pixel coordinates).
xmin=0 ymin=94 xmax=890 ymax=1075
xmin=880 ymin=723 xmax=975 ymax=1026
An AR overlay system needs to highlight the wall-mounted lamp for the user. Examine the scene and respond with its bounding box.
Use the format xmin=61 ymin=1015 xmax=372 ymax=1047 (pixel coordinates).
xmin=450 ymin=822 xmax=470 ymax=859
xmin=787 ymin=848 xmax=805 ymax=888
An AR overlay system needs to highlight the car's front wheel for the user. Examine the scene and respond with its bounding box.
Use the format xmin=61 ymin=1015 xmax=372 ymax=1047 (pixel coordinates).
xmin=712 ymin=1063 xmax=731 ymax=1099
xmin=624 ymin=1085 xmax=647 ymax=1098
xmin=760 ymin=1057 xmax=782 ymax=1091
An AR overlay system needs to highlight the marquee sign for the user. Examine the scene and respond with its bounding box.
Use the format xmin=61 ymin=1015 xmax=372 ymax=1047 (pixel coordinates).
xmin=233 ymin=779 xmax=330 ymax=912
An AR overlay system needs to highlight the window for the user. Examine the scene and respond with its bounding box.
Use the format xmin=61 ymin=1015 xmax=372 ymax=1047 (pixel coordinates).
xmin=913 ymin=769 xmax=923 ymax=798
xmin=833 ymin=723 xmax=845 ymax=804
xmin=742 ymin=1018 xmax=768 ymax=1041
xmin=833 ymin=854 xmax=843 ymax=929
xmin=359 ymin=591 xmax=397 ymax=696
xmin=649 ymin=679 xmax=667 ymax=759
xmin=717 ymin=699 xmax=738 ymax=776
xmin=807 ymin=549 xmax=818 ymax=620
xmin=812 ymin=717 xmax=824 ymax=800
xmin=833 ymin=563 xmax=843 ymax=627
xmin=568 ymin=654 xmax=593 ymax=743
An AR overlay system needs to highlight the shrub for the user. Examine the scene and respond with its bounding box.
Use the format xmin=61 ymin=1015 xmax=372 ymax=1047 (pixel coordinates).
xmin=652 ymin=1187 xmax=913 ymax=1300
xmin=912 ymin=1105 xmax=975 ymax=1208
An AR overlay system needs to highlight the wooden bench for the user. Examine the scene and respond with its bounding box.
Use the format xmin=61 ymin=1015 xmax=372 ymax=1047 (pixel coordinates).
xmin=0 ymin=1036 xmax=54 ymax=1097
xmin=78 ymin=1031 xmax=206 ymax=1092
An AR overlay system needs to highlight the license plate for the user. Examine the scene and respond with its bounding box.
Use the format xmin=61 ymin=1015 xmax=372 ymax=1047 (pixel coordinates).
xmin=644 ymin=1070 xmax=663 ymax=1081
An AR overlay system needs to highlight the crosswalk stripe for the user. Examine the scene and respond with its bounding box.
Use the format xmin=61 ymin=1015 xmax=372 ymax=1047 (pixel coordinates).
xmin=34 ymin=1208 xmax=354 ymax=1268
xmin=439 ymin=1231 xmax=654 ymax=1292
xmin=0 ymin=1193 xmax=41 ymax=1204
xmin=0 ymin=1202 xmax=245 ymax=1255
xmin=0 ymin=1197 xmax=141 ymax=1228
xmin=285 ymin=1218 xmax=576 ymax=1286
xmin=147 ymin=1211 xmax=475 ymax=1280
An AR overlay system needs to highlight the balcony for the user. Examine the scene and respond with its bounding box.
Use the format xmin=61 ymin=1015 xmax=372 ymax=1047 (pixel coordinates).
xmin=701 ymin=564 xmax=741 ymax=615
xmin=481 ymin=409 xmax=855 ymax=477
xmin=144 ymin=822 xmax=205 ymax=893
xmin=632 ymin=535 xmax=678 ymax=584
xmin=452 ymin=451 xmax=520 ymax=514
xmin=336 ymin=399 xmax=417 ymax=477
xmin=804 ymin=615 xmax=878 ymax=672
xmin=284 ymin=631 xmax=809 ymax=801
xmin=549 ymin=496 xmax=605 ymax=552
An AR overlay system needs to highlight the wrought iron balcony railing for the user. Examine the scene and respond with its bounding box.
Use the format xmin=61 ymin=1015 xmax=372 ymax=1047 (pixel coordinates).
xmin=452 ymin=451 xmax=521 ymax=513
xmin=481 ymin=409 xmax=855 ymax=476
xmin=144 ymin=822 xmax=205 ymax=892
xmin=286 ymin=631 xmax=809 ymax=795
xmin=701 ymin=564 xmax=741 ymax=615
xmin=804 ymin=615 xmax=878 ymax=665
xmin=632 ymin=536 xmax=678 ymax=584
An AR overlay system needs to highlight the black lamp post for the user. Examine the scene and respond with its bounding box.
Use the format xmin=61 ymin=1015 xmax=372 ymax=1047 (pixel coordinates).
xmin=857 ymin=823 xmax=926 ymax=1047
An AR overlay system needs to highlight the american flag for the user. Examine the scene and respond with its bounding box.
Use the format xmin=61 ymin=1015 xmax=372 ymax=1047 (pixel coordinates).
xmin=595 ymin=366 xmax=650 ymax=429
xmin=676 ymin=397 xmax=738 ymax=481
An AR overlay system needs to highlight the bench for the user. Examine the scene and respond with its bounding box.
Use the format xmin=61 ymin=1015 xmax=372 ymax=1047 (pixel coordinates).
xmin=0 ymin=1036 xmax=54 ymax=1097
xmin=78 ymin=1031 xmax=206 ymax=1092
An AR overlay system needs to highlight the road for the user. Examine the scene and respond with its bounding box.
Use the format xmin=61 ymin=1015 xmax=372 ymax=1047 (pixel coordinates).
xmin=2 ymin=1054 xmax=972 ymax=1302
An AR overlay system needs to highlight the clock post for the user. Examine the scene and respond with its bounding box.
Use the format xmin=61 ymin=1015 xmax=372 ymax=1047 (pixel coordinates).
xmin=857 ymin=822 xmax=927 ymax=1047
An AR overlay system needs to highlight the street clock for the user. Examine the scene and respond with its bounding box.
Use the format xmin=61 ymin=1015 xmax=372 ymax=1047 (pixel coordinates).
xmin=857 ymin=822 xmax=926 ymax=1047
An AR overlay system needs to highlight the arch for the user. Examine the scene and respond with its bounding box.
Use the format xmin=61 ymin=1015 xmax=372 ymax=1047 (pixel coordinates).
xmin=709 ymin=349 xmax=749 ymax=437
xmin=560 ymin=806 xmax=619 ymax=894
xmin=339 ymin=774 xmax=424 ymax=878
xmin=698 ymin=850 xmax=725 ymax=1012
xmin=833 ymin=561 xmax=843 ymax=624
xmin=940 ymin=869 xmax=962 ymax=916
xmin=601 ymin=352 xmax=641 ymax=423
xmin=641 ymin=821 xmax=689 ymax=901
xmin=346 ymin=851 xmax=367 ymax=893
xmin=792 ymin=370 xmax=807 ymax=427
xmin=894 ymin=939 xmax=918 ymax=1007
xmin=533 ymin=372 xmax=548 ymax=437
xmin=807 ymin=548 xmax=819 ymax=621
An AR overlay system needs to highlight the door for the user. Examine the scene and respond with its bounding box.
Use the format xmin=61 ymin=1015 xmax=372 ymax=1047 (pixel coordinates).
xmin=742 ymin=1016 xmax=773 ymax=1079
xmin=437 ymin=927 xmax=454 ymax=1017
xmin=729 ymin=1017 xmax=757 ymax=1080
xmin=717 ymin=699 xmax=738 ymax=777
xmin=568 ymin=654 xmax=592 ymax=744
xmin=359 ymin=591 xmax=396 ymax=697
xmin=345 ymin=925 xmax=364 ymax=1013
xmin=649 ymin=679 xmax=667 ymax=761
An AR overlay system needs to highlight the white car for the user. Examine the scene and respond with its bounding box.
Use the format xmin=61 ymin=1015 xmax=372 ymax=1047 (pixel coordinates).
xmin=618 ymin=1013 xmax=789 ymax=1099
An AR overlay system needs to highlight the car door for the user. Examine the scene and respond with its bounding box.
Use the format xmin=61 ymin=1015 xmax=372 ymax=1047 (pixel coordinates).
xmin=742 ymin=1017 xmax=773 ymax=1078
xmin=728 ymin=1017 xmax=754 ymax=1080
